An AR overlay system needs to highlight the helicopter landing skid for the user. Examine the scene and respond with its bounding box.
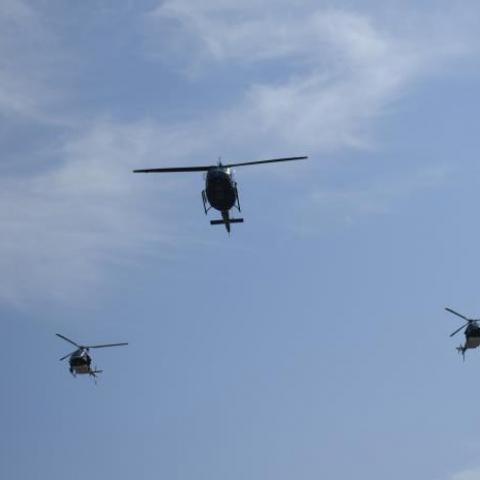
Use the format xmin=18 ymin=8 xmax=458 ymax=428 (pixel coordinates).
xmin=457 ymin=345 xmax=467 ymax=361
xmin=201 ymin=190 xmax=211 ymax=215
xmin=234 ymin=184 xmax=241 ymax=212
xmin=89 ymin=368 xmax=103 ymax=384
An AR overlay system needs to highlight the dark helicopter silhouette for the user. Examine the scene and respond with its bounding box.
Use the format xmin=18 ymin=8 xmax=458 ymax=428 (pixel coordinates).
xmin=445 ymin=307 xmax=480 ymax=359
xmin=56 ymin=333 xmax=128 ymax=381
xmin=133 ymin=155 xmax=308 ymax=233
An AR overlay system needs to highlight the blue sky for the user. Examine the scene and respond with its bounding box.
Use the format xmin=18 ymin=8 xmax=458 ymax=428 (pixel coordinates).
xmin=2 ymin=1 xmax=480 ymax=479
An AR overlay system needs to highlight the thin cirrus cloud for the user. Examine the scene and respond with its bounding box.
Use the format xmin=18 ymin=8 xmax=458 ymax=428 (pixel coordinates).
xmin=0 ymin=0 xmax=67 ymax=123
xmin=145 ymin=0 xmax=478 ymax=231
xmin=0 ymin=1 xmax=478 ymax=307
xmin=0 ymin=3 xmax=196 ymax=308
xmin=451 ymin=467 xmax=480 ymax=480
xmin=145 ymin=1 xmax=477 ymax=153
xmin=0 ymin=120 xmax=184 ymax=308
xmin=306 ymin=165 xmax=451 ymax=226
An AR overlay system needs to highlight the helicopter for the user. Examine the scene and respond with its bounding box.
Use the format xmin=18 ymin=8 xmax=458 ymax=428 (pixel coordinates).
xmin=133 ymin=155 xmax=308 ymax=233
xmin=445 ymin=307 xmax=480 ymax=359
xmin=56 ymin=333 xmax=128 ymax=381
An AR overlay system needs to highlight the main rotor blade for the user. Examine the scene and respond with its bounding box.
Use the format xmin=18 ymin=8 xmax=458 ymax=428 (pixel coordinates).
xmin=87 ymin=342 xmax=128 ymax=349
xmin=133 ymin=166 xmax=210 ymax=173
xmin=445 ymin=307 xmax=469 ymax=321
xmin=224 ymin=156 xmax=308 ymax=168
xmin=133 ymin=156 xmax=308 ymax=173
xmin=59 ymin=350 xmax=77 ymax=361
xmin=450 ymin=323 xmax=469 ymax=337
xmin=56 ymin=333 xmax=80 ymax=348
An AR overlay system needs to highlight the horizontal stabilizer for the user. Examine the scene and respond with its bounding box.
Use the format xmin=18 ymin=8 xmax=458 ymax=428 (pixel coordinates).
xmin=210 ymin=218 xmax=244 ymax=225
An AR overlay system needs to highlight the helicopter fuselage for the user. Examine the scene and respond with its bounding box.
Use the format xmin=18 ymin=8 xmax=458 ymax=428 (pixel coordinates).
xmin=464 ymin=324 xmax=480 ymax=350
xmin=205 ymin=168 xmax=237 ymax=212
xmin=202 ymin=167 xmax=243 ymax=232
xmin=69 ymin=349 xmax=92 ymax=375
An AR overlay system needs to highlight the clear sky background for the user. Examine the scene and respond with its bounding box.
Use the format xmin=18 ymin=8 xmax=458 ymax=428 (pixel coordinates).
xmin=1 ymin=1 xmax=480 ymax=479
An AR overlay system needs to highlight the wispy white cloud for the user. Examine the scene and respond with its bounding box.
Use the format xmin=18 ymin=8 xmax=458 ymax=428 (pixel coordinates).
xmin=145 ymin=2 xmax=478 ymax=153
xmin=149 ymin=2 xmax=402 ymax=65
xmin=0 ymin=120 xmax=188 ymax=307
xmin=297 ymin=164 xmax=451 ymax=230
xmin=451 ymin=467 xmax=480 ymax=480
xmin=0 ymin=0 xmax=66 ymax=122
xmin=0 ymin=1 xmax=478 ymax=307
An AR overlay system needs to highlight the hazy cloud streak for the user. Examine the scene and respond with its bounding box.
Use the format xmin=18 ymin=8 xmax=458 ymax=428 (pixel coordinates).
xmin=0 ymin=1 xmax=478 ymax=306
